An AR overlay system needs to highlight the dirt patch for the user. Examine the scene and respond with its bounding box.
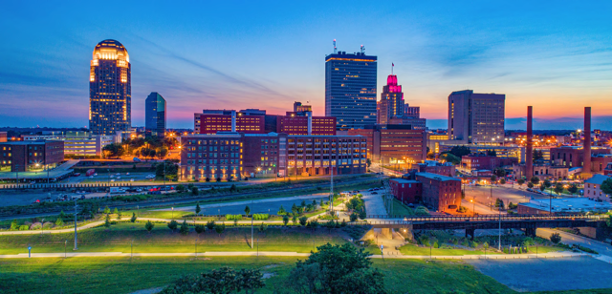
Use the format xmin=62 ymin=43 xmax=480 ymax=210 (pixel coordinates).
xmin=129 ymin=286 xmax=165 ymax=294
xmin=262 ymin=272 xmax=277 ymax=279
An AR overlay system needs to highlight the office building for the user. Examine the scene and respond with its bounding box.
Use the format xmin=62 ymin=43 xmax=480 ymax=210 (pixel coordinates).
xmin=179 ymin=133 xmax=367 ymax=181
xmin=63 ymin=131 xmax=116 ymax=158
xmin=277 ymin=102 xmax=336 ymax=135
xmin=0 ymin=141 xmax=64 ymax=172
xmin=392 ymin=173 xmax=461 ymax=212
xmin=145 ymin=92 xmax=166 ymax=137
xmin=377 ymin=74 xmax=404 ymax=124
xmin=89 ymin=39 xmax=131 ymax=135
xmin=325 ymin=50 xmax=377 ymax=130
xmin=348 ymin=124 xmax=426 ymax=164
xmin=447 ymin=90 xmax=505 ymax=143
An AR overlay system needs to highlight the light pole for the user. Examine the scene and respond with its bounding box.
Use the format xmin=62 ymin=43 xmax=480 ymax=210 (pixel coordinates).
xmin=250 ymin=210 xmax=254 ymax=249
xmin=171 ymin=207 xmax=174 ymax=220
xmin=73 ymin=198 xmax=78 ymax=250
xmin=470 ymin=199 xmax=475 ymax=215
xmin=41 ymin=218 xmax=45 ymax=235
xmin=64 ymin=240 xmax=67 ymax=258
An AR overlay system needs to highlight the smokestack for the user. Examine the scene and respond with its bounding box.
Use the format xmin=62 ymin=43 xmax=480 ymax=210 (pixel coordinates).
xmin=307 ymin=111 xmax=312 ymax=135
xmin=526 ymin=106 xmax=533 ymax=180
xmin=584 ymin=107 xmax=591 ymax=174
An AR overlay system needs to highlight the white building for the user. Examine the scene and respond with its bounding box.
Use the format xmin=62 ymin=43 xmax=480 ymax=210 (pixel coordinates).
xmin=584 ymin=174 xmax=611 ymax=202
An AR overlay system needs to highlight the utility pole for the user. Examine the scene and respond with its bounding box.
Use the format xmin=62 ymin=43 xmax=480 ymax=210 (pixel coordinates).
xmin=73 ymin=198 xmax=78 ymax=250
xmin=250 ymin=211 xmax=254 ymax=249
xmin=498 ymin=206 xmax=501 ymax=251
xmin=330 ymin=158 xmax=334 ymax=213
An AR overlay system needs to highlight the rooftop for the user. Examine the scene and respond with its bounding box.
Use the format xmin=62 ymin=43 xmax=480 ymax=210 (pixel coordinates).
xmin=585 ymin=174 xmax=611 ymax=185
xmin=390 ymin=179 xmax=420 ymax=184
xmin=416 ymin=172 xmax=460 ymax=182
xmin=519 ymin=197 xmax=612 ymax=213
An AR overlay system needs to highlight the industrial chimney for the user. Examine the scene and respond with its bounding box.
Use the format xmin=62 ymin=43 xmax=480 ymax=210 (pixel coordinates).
xmin=583 ymin=107 xmax=591 ymax=174
xmin=526 ymin=106 xmax=533 ymax=180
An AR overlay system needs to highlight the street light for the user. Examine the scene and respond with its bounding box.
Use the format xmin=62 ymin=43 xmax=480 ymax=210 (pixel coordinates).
xmin=171 ymin=207 xmax=174 ymax=220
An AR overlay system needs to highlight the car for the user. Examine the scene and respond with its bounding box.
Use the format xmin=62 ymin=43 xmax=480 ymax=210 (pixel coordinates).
xmin=116 ymin=173 xmax=120 ymax=176
xmin=111 ymin=179 xmax=115 ymax=182
xmin=371 ymin=191 xmax=378 ymax=194
xmin=94 ymin=173 xmax=98 ymax=176
xmin=130 ymin=178 xmax=134 ymax=182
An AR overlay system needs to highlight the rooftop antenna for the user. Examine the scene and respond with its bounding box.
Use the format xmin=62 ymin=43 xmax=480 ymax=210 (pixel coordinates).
xmin=360 ymin=44 xmax=365 ymax=53
xmin=392 ymin=63 xmax=394 ymax=74
xmin=333 ymin=39 xmax=337 ymax=54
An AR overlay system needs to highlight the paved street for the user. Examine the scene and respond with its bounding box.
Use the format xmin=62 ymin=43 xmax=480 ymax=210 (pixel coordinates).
xmin=537 ymin=228 xmax=612 ymax=257
xmin=362 ymin=191 xmax=387 ymax=216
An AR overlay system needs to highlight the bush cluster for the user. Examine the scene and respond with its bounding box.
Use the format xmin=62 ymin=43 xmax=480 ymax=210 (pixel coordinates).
xmin=252 ymin=213 xmax=269 ymax=220
xmin=225 ymin=214 xmax=243 ymax=221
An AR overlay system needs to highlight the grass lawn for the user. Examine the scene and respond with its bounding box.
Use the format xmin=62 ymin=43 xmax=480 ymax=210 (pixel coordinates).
xmin=527 ymin=245 xmax=566 ymax=254
xmin=0 ymin=222 xmax=353 ymax=254
xmin=0 ymin=257 xmax=518 ymax=294
xmin=398 ymin=244 xmax=500 ymax=256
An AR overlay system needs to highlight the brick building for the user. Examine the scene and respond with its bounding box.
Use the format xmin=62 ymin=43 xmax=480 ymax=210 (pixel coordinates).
xmin=0 ymin=140 xmax=64 ymax=172
xmin=416 ymin=172 xmax=461 ymax=212
xmin=551 ymin=146 xmax=611 ymax=169
xmin=460 ymin=155 xmax=517 ymax=173
xmin=0 ymin=132 xmax=7 ymax=143
xmin=413 ymin=161 xmax=456 ymax=177
xmin=180 ymin=133 xmax=366 ymax=181
xmin=348 ymin=124 xmax=426 ymax=164
xmin=389 ymin=179 xmax=421 ymax=204
xmin=512 ymin=164 xmax=569 ymax=181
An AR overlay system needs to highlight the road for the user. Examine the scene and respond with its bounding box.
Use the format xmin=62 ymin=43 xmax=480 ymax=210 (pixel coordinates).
xmin=537 ymin=228 xmax=612 ymax=258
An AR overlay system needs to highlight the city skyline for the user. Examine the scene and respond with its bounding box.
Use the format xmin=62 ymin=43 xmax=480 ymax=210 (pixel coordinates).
xmin=1 ymin=1 xmax=612 ymax=130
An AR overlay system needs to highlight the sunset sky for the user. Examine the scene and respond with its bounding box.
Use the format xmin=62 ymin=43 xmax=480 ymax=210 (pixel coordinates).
xmin=1 ymin=1 xmax=611 ymax=130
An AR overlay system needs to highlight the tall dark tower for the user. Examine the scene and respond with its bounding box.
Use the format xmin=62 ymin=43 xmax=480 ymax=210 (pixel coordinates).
xmin=145 ymin=92 xmax=167 ymax=137
xmin=325 ymin=45 xmax=377 ymax=130
xmin=89 ymin=39 xmax=131 ymax=135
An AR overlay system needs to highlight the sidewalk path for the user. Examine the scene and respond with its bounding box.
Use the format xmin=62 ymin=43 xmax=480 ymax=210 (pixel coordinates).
xmin=0 ymin=251 xmax=586 ymax=260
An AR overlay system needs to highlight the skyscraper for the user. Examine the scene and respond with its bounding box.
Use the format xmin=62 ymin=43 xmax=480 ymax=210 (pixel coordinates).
xmin=145 ymin=92 xmax=167 ymax=137
xmin=89 ymin=39 xmax=131 ymax=135
xmin=448 ymin=90 xmax=505 ymax=143
xmin=377 ymin=74 xmax=404 ymax=124
xmin=325 ymin=49 xmax=377 ymax=130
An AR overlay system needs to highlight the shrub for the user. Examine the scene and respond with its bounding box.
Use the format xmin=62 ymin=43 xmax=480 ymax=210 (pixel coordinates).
xmin=195 ymin=224 xmax=205 ymax=234
xmin=206 ymin=221 xmax=215 ymax=230
xmin=43 ymin=222 xmax=54 ymax=229
xmin=550 ymin=233 xmax=562 ymax=244
xmin=252 ymin=213 xmax=269 ymax=220
xmin=30 ymin=222 xmax=42 ymax=230
xmin=10 ymin=219 xmax=18 ymax=230
xmin=19 ymin=225 xmax=29 ymax=231
xmin=145 ymin=220 xmax=155 ymax=233
xmin=168 ymin=220 xmax=178 ymax=232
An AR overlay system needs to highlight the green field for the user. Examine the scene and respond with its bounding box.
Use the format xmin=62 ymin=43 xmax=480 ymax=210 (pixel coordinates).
xmin=0 ymin=256 xmax=520 ymax=294
xmin=0 ymin=222 xmax=356 ymax=255
xmin=398 ymin=244 xmax=499 ymax=256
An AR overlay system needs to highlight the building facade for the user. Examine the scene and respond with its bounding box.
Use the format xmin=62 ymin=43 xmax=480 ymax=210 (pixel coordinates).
xmin=179 ymin=133 xmax=367 ymax=181
xmin=585 ymin=174 xmax=611 ymax=201
xmin=448 ymin=90 xmax=505 ymax=143
xmin=389 ymin=179 xmax=422 ymax=204
xmin=415 ymin=172 xmax=461 ymax=212
xmin=195 ymin=110 xmax=266 ymax=134
xmin=348 ymin=124 xmax=426 ymax=164
xmin=0 ymin=132 xmax=6 ymax=143
xmin=377 ymin=74 xmax=404 ymax=125
xmin=0 ymin=141 xmax=64 ymax=172
xmin=325 ymin=51 xmax=377 ymax=130
xmin=89 ymin=39 xmax=131 ymax=135
xmin=145 ymin=92 xmax=166 ymax=137
xmin=439 ymin=144 xmax=525 ymax=163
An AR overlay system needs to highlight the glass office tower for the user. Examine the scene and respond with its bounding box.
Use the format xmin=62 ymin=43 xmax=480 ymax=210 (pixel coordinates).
xmin=325 ymin=51 xmax=377 ymax=130
xmin=145 ymin=92 xmax=166 ymax=137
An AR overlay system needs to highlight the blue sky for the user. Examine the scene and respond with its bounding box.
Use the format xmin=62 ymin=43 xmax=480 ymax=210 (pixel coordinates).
xmin=1 ymin=1 xmax=611 ymax=130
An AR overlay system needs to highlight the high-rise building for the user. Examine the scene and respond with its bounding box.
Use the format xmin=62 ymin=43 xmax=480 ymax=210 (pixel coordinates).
xmin=89 ymin=39 xmax=131 ymax=135
xmin=145 ymin=92 xmax=167 ymax=137
xmin=377 ymin=74 xmax=404 ymax=125
xmin=325 ymin=50 xmax=377 ymax=130
xmin=447 ymin=90 xmax=505 ymax=143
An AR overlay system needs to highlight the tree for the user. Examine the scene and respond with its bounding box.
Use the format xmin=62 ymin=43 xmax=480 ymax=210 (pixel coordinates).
xmin=55 ymin=217 xmax=64 ymax=227
xmin=530 ymin=176 xmax=540 ymax=185
xmin=517 ymin=178 xmax=525 ymax=186
xmin=543 ymin=179 xmax=552 ymax=189
xmin=191 ymin=186 xmax=199 ymax=195
xmin=350 ymin=213 xmax=358 ymax=222
xmin=449 ymin=146 xmax=471 ymax=157
xmin=244 ymin=206 xmax=251 ymax=217
xmin=539 ymin=184 xmax=546 ymax=192
xmin=278 ymin=205 xmax=286 ymax=215
xmin=195 ymin=224 xmax=205 ymax=234
xmin=282 ymin=214 xmax=289 ymax=226
xmin=286 ymin=243 xmax=387 ymax=294
xmin=116 ymin=210 xmax=122 ymax=221
xmin=358 ymin=209 xmax=367 ymax=220
xmin=299 ymin=216 xmax=308 ymax=226
xmin=490 ymin=175 xmax=497 ymax=183
xmin=206 ymin=221 xmax=216 ymax=230
xmin=113 ymin=207 xmax=119 ymax=215
xmin=568 ymin=183 xmax=579 ymax=195
xmin=104 ymin=214 xmax=111 ymax=228
xmin=59 ymin=210 xmax=66 ymax=219
xmin=527 ymin=182 xmax=534 ymax=188
xmin=104 ymin=206 xmax=110 ymax=214
xmin=291 ymin=203 xmax=299 ymax=214
xmin=500 ymin=178 xmax=506 ymax=185
xmin=366 ymin=158 xmax=371 ymax=167
xmin=214 ymin=223 xmax=226 ymax=237
xmin=168 ymin=219 xmax=178 ymax=232
xmin=258 ymin=222 xmax=268 ymax=234
xmin=553 ymin=183 xmax=564 ymax=195
xmin=130 ymin=212 xmax=137 ymax=223
xmin=159 ymin=267 xmax=264 ymax=294
xmin=145 ymin=220 xmax=155 ymax=233
xmin=533 ymin=150 xmax=544 ymax=161
xmin=494 ymin=167 xmax=506 ymax=178
xmin=439 ymin=152 xmax=461 ymax=165
xmin=102 ymin=143 xmax=125 ymax=158
xmin=600 ymin=178 xmax=612 ymax=196
xmin=414 ymin=206 xmax=429 ymax=216
xmin=176 ymin=184 xmax=186 ymax=193
xmin=550 ymin=232 xmax=562 ymax=244
xmin=292 ymin=214 xmax=298 ymax=225
xmin=180 ymin=220 xmax=189 ymax=235
xmin=495 ymin=198 xmax=505 ymax=209
xmin=195 ymin=202 xmax=201 ymax=216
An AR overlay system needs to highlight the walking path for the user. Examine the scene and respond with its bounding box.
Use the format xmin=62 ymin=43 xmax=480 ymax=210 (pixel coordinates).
xmin=0 ymin=250 xmax=587 ymax=260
